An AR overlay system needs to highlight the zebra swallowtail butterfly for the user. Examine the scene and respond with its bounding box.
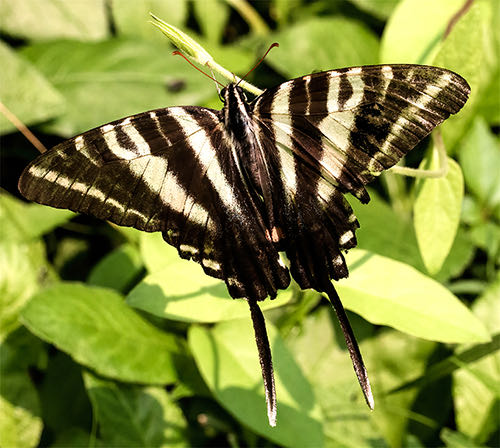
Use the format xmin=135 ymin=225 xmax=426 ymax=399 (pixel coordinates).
xmin=19 ymin=62 xmax=470 ymax=426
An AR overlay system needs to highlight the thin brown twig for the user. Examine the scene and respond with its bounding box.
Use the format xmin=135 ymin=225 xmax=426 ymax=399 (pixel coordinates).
xmin=0 ymin=101 xmax=47 ymax=153
xmin=444 ymin=0 xmax=474 ymax=38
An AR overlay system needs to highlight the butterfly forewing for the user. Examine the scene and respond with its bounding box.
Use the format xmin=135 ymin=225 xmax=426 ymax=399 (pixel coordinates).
xmin=253 ymin=64 xmax=470 ymax=202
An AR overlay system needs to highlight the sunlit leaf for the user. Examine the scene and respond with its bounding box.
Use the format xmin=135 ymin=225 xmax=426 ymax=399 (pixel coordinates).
xmin=127 ymin=247 xmax=292 ymax=322
xmin=337 ymin=250 xmax=490 ymax=343
xmin=21 ymin=283 xmax=183 ymax=383
xmin=414 ymin=153 xmax=464 ymax=275
xmin=189 ymin=319 xmax=324 ymax=446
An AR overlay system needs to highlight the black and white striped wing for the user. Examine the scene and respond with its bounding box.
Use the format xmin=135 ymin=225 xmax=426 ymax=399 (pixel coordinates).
xmin=19 ymin=106 xmax=290 ymax=300
xmin=251 ymin=64 xmax=469 ymax=288
xmin=253 ymin=64 xmax=470 ymax=204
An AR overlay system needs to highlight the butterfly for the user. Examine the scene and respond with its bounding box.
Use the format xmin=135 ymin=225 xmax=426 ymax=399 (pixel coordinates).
xmin=18 ymin=62 xmax=470 ymax=426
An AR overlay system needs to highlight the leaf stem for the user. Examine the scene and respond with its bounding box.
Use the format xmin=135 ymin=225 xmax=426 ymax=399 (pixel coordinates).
xmin=390 ymin=130 xmax=448 ymax=179
xmin=225 ymin=0 xmax=271 ymax=35
xmin=150 ymin=14 xmax=264 ymax=96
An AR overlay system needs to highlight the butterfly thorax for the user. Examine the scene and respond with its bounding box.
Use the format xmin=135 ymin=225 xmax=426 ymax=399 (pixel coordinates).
xmin=221 ymin=84 xmax=274 ymax=222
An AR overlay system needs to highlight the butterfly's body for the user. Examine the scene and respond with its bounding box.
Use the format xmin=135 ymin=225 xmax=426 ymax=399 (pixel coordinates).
xmin=19 ymin=63 xmax=470 ymax=426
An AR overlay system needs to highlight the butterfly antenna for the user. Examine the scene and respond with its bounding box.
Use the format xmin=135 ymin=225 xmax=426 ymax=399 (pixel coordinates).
xmin=248 ymin=298 xmax=277 ymax=426
xmin=236 ymin=42 xmax=279 ymax=87
xmin=172 ymin=51 xmax=224 ymax=88
xmin=323 ymin=281 xmax=374 ymax=410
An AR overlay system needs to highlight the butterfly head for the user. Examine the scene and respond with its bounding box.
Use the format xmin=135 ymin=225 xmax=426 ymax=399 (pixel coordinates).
xmin=220 ymin=84 xmax=248 ymax=105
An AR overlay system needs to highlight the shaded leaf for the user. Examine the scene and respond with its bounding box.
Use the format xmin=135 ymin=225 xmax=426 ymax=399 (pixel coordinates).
xmin=83 ymin=372 xmax=188 ymax=448
xmin=453 ymin=275 xmax=500 ymax=442
xmin=0 ymin=193 xmax=74 ymax=243
xmin=458 ymin=117 xmax=500 ymax=210
xmin=0 ymin=367 xmax=42 ymax=448
xmin=88 ymin=243 xmax=144 ymax=292
xmin=193 ymin=0 xmax=230 ymax=44
xmin=189 ymin=319 xmax=324 ymax=446
xmin=38 ymin=353 xmax=92 ymax=433
xmin=21 ymin=283 xmax=183 ymax=383
xmin=0 ymin=41 xmax=65 ymax=135
xmin=52 ymin=428 xmax=104 ymax=448
xmin=433 ymin=0 xmax=496 ymax=150
xmin=441 ymin=428 xmax=485 ymax=448
xmin=365 ymin=331 xmax=436 ymax=448
xmin=337 ymin=249 xmax=490 ymax=343
xmin=267 ymin=17 xmax=379 ymax=78
xmin=127 ymin=245 xmax=292 ymax=322
xmin=414 ymin=154 xmax=464 ymax=274
xmin=348 ymin=0 xmax=401 ymax=20
xmin=0 ymin=0 xmax=108 ymax=41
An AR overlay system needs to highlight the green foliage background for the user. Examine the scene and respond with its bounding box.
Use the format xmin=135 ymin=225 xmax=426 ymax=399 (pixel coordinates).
xmin=1 ymin=1 xmax=499 ymax=447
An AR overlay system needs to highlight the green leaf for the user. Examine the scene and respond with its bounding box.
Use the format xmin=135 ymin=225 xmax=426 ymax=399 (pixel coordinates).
xmin=38 ymin=353 xmax=91 ymax=434
xmin=458 ymin=117 xmax=500 ymax=210
xmin=0 ymin=366 xmax=42 ymax=448
xmin=88 ymin=243 xmax=144 ymax=292
xmin=414 ymin=154 xmax=464 ymax=275
xmin=272 ymin=0 xmax=295 ymax=26
xmin=189 ymin=319 xmax=324 ymax=446
xmin=0 ymin=193 xmax=74 ymax=243
xmin=440 ymin=428 xmax=485 ymax=448
xmin=349 ymin=190 xmax=473 ymax=282
xmin=348 ymin=0 xmax=401 ymax=20
xmin=453 ymin=275 xmax=500 ymax=443
xmin=20 ymin=283 xmax=183 ymax=383
xmin=0 ymin=41 xmax=65 ymax=135
xmin=477 ymin=66 xmax=500 ymax=125
xmin=0 ymin=0 xmax=109 ymax=41
xmin=286 ymin=307 xmax=383 ymax=447
xmin=83 ymin=372 xmax=188 ymax=448
xmin=336 ymin=249 xmax=490 ymax=343
xmin=193 ymin=0 xmax=230 ymax=44
xmin=127 ymin=246 xmax=293 ymax=322
xmin=365 ymin=331 xmax=436 ymax=448
xmin=267 ymin=17 xmax=379 ymax=78
xmin=351 ymin=190 xmax=425 ymax=271
xmin=0 ymin=241 xmax=50 ymax=341
xmin=140 ymin=232 xmax=178 ymax=273
xmin=380 ymin=0 xmax=461 ymax=64
xmin=469 ymin=221 xmax=500 ymax=258
xmin=112 ymin=0 xmax=188 ymax=40
xmin=20 ymin=39 xmax=216 ymax=136
xmin=52 ymin=428 xmax=104 ymax=448
xmin=433 ymin=0 xmax=496 ymax=150
xmin=434 ymin=228 xmax=475 ymax=283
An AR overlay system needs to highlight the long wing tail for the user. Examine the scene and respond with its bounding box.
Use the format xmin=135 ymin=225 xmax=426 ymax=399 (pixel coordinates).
xmin=323 ymin=281 xmax=374 ymax=410
xmin=248 ymin=299 xmax=277 ymax=426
